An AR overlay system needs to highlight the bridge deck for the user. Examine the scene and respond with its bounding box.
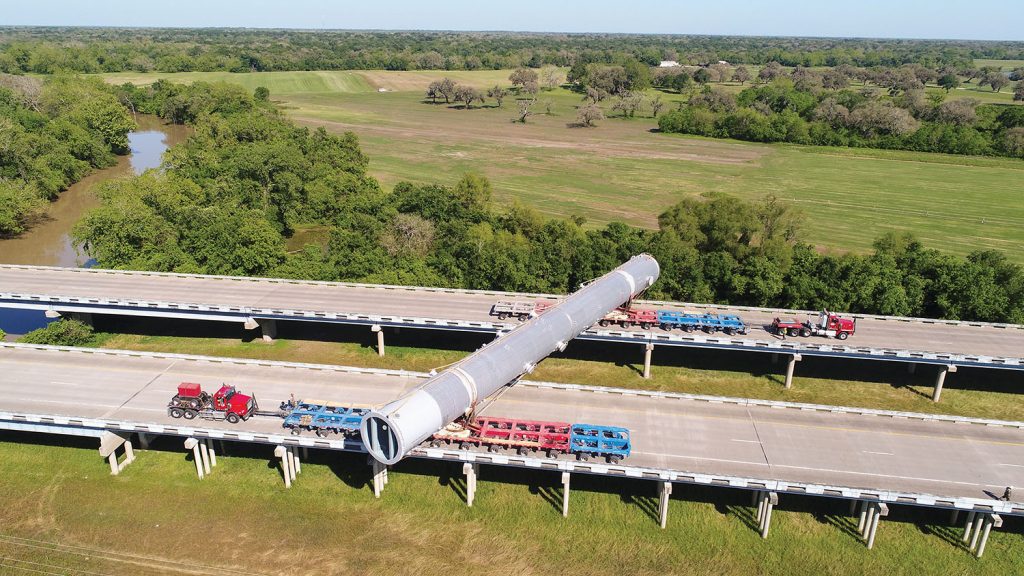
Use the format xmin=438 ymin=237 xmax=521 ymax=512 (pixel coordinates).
xmin=1 ymin=344 xmax=1022 ymax=507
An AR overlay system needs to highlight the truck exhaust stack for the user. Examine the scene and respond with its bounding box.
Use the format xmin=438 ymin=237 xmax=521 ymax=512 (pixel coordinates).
xmin=360 ymin=254 xmax=660 ymax=465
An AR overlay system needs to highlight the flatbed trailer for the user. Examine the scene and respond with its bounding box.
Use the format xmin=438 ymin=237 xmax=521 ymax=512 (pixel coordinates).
xmin=570 ymin=424 xmax=631 ymax=463
xmin=431 ymin=417 xmax=572 ymax=456
xmin=282 ymin=398 xmax=370 ymax=437
xmin=656 ymin=311 xmax=747 ymax=335
xmin=491 ymin=300 xmax=537 ymax=321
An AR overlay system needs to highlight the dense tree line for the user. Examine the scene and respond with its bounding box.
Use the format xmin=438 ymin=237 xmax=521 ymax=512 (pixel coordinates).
xmin=2 ymin=27 xmax=1023 ymax=75
xmin=0 ymin=74 xmax=135 ymax=235
xmin=658 ymin=70 xmax=1024 ymax=158
xmin=75 ymin=82 xmax=1024 ymax=323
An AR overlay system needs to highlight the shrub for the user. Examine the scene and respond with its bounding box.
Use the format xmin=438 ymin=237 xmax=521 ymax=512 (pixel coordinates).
xmin=19 ymin=319 xmax=94 ymax=346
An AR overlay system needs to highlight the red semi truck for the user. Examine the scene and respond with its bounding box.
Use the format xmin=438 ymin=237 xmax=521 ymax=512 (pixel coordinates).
xmin=167 ymin=382 xmax=258 ymax=423
xmin=771 ymin=310 xmax=856 ymax=340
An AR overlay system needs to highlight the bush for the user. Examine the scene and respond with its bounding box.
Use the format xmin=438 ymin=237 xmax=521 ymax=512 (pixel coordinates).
xmin=0 ymin=328 xmax=6 ymax=340
xmin=19 ymin=319 xmax=94 ymax=346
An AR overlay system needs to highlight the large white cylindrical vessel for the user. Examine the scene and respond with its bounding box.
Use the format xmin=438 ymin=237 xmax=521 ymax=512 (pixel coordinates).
xmin=361 ymin=254 xmax=660 ymax=464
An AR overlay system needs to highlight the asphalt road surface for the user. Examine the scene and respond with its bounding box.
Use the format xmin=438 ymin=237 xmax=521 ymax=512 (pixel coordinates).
xmin=2 ymin=345 xmax=1021 ymax=502
xmin=2 ymin=266 xmax=1023 ymax=360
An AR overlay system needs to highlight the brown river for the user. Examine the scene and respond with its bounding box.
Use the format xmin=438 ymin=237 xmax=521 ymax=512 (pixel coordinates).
xmin=0 ymin=115 xmax=189 ymax=267
xmin=0 ymin=115 xmax=188 ymax=335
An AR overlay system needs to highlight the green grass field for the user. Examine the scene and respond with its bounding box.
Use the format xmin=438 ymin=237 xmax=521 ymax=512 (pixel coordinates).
xmin=100 ymin=70 xmax=1024 ymax=259
xmin=1 ymin=428 xmax=1021 ymax=575
xmin=974 ymin=59 xmax=1024 ymax=71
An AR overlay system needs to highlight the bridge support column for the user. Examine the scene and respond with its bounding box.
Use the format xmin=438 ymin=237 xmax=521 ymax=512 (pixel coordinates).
xmin=754 ymin=491 xmax=777 ymax=538
xmin=138 ymin=433 xmax=150 ymax=450
xmin=962 ymin=511 xmax=977 ymax=543
xmin=99 ymin=431 xmax=135 ymax=476
xmin=463 ymin=462 xmax=479 ymax=507
xmin=907 ymin=363 xmax=917 ymax=375
xmin=860 ymin=502 xmax=887 ymax=549
xmin=205 ymin=439 xmax=217 ymax=468
xmin=274 ymin=445 xmax=292 ymax=488
xmin=370 ymin=457 xmax=388 ymax=498
xmin=975 ymin=514 xmax=1002 ymax=558
xmin=784 ymin=354 xmax=801 ymax=390
xmin=658 ymin=481 xmax=672 ymax=529
xmin=292 ymin=447 xmax=301 ymax=475
xmin=856 ymin=500 xmax=868 ymax=533
xmin=185 ymin=438 xmax=205 ymax=480
xmin=642 ymin=343 xmax=653 ymax=379
xmin=932 ymin=365 xmax=956 ymax=402
xmin=561 ymin=472 xmax=570 ymax=517
xmin=372 ymin=325 xmax=385 ymax=357
xmin=258 ymin=319 xmax=277 ymax=343
xmin=198 ymin=441 xmax=211 ymax=475
xmin=949 ymin=509 xmax=960 ymax=525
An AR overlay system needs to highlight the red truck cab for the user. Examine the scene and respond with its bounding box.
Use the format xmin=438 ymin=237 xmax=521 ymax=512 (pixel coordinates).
xmin=212 ymin=385 xmax=255 ymax=418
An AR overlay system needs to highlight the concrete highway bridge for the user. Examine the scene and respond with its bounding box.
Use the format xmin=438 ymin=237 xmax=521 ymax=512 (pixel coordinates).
xmin=0 ymin=343 xmax=1021 ymax=557
xmin=2 ymin=265 xmax=1024 ymax=400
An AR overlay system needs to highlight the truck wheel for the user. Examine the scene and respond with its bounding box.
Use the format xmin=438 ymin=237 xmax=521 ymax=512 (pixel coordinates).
xmin=497 ymin=312 xmax=509 ymax=320
xmin=187 ymin=398 xmax=200 ymax=409
xmin=226 ymin=412 xmax=240 ymax=424
xmin=169 ymin=407 xmax=183 ymax=419
xmin=800 ymin=328 xmax=811 ymax=337
xmin=183 ymin=410 xmax=197 ymax=420
xmin=518 ymin=314 xmax=529 ymax=321
xmin=836 ymin=332 xmax=849 ymax=340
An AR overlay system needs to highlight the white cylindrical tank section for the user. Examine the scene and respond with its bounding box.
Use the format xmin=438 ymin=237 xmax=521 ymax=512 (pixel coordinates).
xmin=361 ymin=254 xmax=660 ymax=464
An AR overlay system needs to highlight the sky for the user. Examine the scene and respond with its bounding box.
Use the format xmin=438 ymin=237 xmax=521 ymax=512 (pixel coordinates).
xmin=2 ymin=0 xmax=1022 ymax=41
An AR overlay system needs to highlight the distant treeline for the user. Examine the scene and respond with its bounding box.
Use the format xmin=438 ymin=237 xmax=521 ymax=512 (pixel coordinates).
xmin=1 ymin=27 xmax=1023 ymax=74
xmin=656 ymin=67 xmax=1024 ymax=158
xmin=0 ymin=74 xmax=135 ymax=236
xmin=76 ymin=81 xmax=1024 ymax=323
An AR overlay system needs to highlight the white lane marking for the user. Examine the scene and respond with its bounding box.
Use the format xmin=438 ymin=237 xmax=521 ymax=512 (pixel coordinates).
xmin=50 ymin=381 xmax=80 ymax=386
xmin=999 ymin=463 xmax=1024 ymax=468
xmin=731 ymin=439 xmax=762 ymax=444
xmin=863 ymin=451 xmax=894 ymax=456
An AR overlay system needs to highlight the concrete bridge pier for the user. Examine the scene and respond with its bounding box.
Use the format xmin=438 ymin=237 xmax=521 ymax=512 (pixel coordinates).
xmin=973 ymin=514 xmax=1002 ymax=558
xmin=205 ymin=439 xmax=217 ymax=468
xmin=642 ymin=343 xmax=654 ymax=379
xmin=185 ymin=437 xmax=212 ymax=480
xmin=784 ymin=354 xmax=802 ymax=389
xmin=856 ymin=501 xmax=887 ymax=549
xmin=369 ymin=457 xmax=389 ymax=498
xmin=561 ymin=472 xmax=570 ymax=517
xmin=658 ymin=481 xmax=672 ymax=529
xmin=463 ymin=462 xmax=479 ymax=507
xmin=933 ymin=365 xmax=957 ymax=402
xmin=274 ymin=445 xmax=296 ymax=488
xmin=99 ymin=431 xmax=135 ymax=476
xmin=372 ymin=324 xmax=385 ymax=357
xmin=754 ymin=491 xmax=777 ymax=538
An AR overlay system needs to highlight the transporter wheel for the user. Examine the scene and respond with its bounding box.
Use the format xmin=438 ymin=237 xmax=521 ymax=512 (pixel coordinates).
xmin=169 ymin=407 xmax=183 ymax=419
xmin=800 ymin=328 xmax=811 ymax=337
xmin=517 ymin=447 xmax=529 ymax=456
xmin=836 ymin=332 xmax=849 ymax=341
xmin=683 ymin=325 xmax=694 ymax=333
xmin=429 ymin=439 xmax=441 ymax=448
xmin=226 ymin=412 xmax=240 ymax=424
xmin=576 ymin=452 xmax=591 ymax=462
xmin=660 ymin=323 xmax=670 ymax=331
xmin=546 ymin=449 xmax=558 ymax=459
xmin=317 ymin=429 xmax=330 ymax=438
xmin=598 ymin=320 xmax=610 ymax=327
xmin=183 ymin=410 xmax=197 ymax=420
xmin=724 ymin=328 xmax=734 ymax=336
xmin=640 ymin=322 xmax=651 ymax=330
xmin=290 ymin=427 xmax=302 ymax=436
xmin=459 ymin=442 xmax=470 ymax=451
xmin=488 ymin=444 xmax=499 ymax=453
xmin=607 ymin=454 xmax=623 ymax=464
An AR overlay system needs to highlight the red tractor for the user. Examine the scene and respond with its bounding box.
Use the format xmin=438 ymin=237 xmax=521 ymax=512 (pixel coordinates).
xmin=168 ymin=382 xmax=257 ymax=423
xmin=771 ymin=310 xmax=856 ymax=340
